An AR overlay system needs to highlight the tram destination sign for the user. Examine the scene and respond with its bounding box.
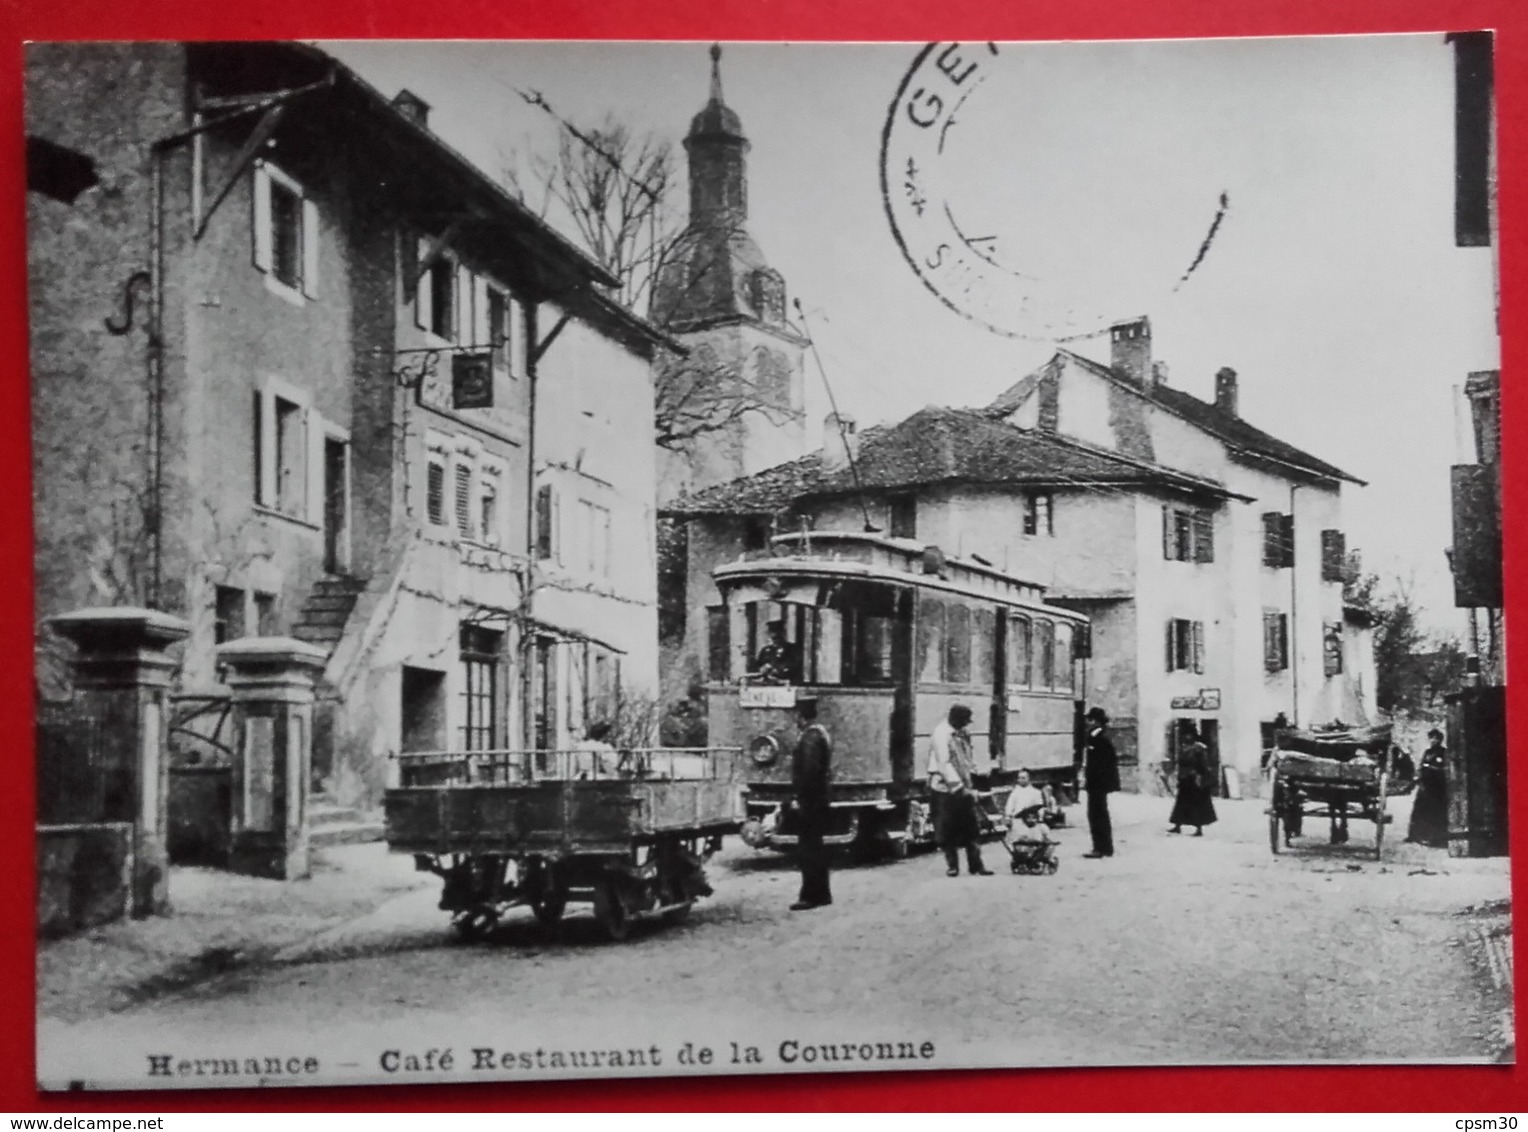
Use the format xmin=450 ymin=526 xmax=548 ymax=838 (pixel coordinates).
xmin=739 ymin=685 xmax=798 ymax=709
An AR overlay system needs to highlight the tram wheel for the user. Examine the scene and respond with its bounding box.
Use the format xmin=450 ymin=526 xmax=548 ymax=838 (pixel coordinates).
xmin=594 ymin=879 xmax=631 ymax=943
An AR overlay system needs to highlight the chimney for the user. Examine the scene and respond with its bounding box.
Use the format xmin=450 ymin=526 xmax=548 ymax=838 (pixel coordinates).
xmin=392 ymin=89 xmax=431 ymax=129
xmin=1110 ymin=316 xmax=1151 ymax=384
xmin=1151 ymin=361 xmax=1170 ymax=388
xmin=821 ymin=412 xmax=858 ymax=473
xmin=1214 ymin=367 xmax=1239 ymax=416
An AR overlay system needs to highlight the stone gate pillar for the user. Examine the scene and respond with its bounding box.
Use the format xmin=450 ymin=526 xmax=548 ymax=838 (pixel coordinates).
xmin=217 ymin=637 xmax=327 ymax=880
xmin=50 ymin=607 xmax=190 ymax=917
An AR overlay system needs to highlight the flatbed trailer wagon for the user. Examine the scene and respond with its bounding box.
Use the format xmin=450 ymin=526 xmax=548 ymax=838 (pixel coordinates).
xmin=1267 ymin=726 xmax=1392 ymax=860
xmin=385 ymin=747 xmax=743 ymax=942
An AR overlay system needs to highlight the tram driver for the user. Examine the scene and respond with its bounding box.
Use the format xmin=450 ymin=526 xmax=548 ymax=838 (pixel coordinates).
xmin=752 ymin=617 xmax=801 ymax=684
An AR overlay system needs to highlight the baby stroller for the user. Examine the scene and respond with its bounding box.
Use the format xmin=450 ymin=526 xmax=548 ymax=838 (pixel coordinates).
xmin=1004 ymin=807 xmax=1060 ymax=875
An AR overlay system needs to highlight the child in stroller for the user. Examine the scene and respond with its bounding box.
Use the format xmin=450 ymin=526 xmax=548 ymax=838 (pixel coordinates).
xmin=1003 ymin=769 xmax=1060 ymax=875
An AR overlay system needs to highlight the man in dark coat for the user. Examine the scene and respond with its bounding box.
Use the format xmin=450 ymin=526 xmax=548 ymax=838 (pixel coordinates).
xmin=1079 ymin=706 xmax=1120 ymax=858
xmin=789 ymin=695 xmax=833 ymax=910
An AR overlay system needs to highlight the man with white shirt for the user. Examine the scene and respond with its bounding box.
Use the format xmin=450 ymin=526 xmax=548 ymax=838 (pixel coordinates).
xmin=926 ymin=704 xmax=992 ymax=877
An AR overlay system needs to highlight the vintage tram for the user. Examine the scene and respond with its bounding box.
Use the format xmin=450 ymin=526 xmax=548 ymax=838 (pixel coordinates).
xmin=707 ymin=531 xmax=1090 ymax=858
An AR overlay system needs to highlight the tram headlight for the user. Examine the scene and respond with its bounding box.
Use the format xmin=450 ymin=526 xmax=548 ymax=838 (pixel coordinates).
xmin=748 ymin=734 xmax=781 ymax=767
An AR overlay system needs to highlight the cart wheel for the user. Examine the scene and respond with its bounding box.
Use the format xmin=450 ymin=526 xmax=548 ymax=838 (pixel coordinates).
xmin=1045 ymin=858 xmax=1059 ymax=875
xmin=1267 ymin=772 xmax=1282 ymax=855
xmin=660 ymin=901 xmax=693 ymax=927
xmin=531 ymin=891 xmax=566 ymax=929
xmin=451 ymin=908 xmax=497 ymax=942
xmin=594 ymin=879 xmax=631 ymax=943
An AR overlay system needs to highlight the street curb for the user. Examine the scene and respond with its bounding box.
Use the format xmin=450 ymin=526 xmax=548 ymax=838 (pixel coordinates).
xmin=1471 ymin=925 xmax=1515 ymax=1062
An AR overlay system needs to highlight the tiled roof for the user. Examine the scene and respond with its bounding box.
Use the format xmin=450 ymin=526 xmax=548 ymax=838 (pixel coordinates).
xmin=663 ymin=406 xmax=1242 ymax=516
xmin=1008 ymin=350 xmax=1363 ymax=486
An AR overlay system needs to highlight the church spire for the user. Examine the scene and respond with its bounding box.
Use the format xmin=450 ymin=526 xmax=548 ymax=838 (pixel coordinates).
xmin=684 ymin=42 xmax=749 ymax=225
xmin=709 ymin=43 xmax=724 ymax=104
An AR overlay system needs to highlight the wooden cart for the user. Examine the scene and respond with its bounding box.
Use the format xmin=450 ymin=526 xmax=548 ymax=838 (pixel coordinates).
xmin=385 ymin=748 xmax=743 ymax=942
xmin=1267 ymin=728 xmax=1391 ymax=860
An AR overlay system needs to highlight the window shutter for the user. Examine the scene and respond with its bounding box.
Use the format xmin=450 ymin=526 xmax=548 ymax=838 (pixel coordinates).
xmin=1162 ymin=506 xmax=1175 ymax=560
xmin=1278 ymin=614 xmax=1289 ymax=670
xmin=453 ymin=464 xmax=472 ymax=535
xmin=1192 ymin=621 xmax=1205 ymax=674
xmin=1262 ymin=513 xmax=1279 ymax=567
xmin=426 ymin=462 xmax=445 ymax=525
xmin=252 ymin=163 xmax=273 ymax=273
xmin=1263 ymin=613 xmax=1279 ymax=672
xmin=301 ymin=198 xmax=320 ymax=298
xmin=535 ymin=484 xmax=553 ymax=558
xmin=414 ymin=238 xmax=432 ymax=331
xmin=1193 ymin=512 xmax=1215 ymax=563
xmin=1280 ymin=513 xmax=1296 ymax=567
xmin=1167 ymin=620 xmax=1178 ymax=672
xmin=252 ymin=390 xmax=265 ymax=506
xmin=1321 ymin=529 xmax=1345 ymax=582
xmin=456 ymin=263 xmax=472 ymax=344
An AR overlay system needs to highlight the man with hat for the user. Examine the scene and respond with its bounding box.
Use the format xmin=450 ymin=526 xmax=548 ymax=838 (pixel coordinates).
xmin=927 ymin=704 xmax=993 ymax=876
xmin=789 ymin=693 xmax=833 ymax=910
xmin=1079 ymin=706 xmax=1120 ymax=858
xmin=754 ymin=618 xmax=801 ymax=684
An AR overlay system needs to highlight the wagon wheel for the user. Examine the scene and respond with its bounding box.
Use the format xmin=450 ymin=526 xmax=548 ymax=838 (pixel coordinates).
xmin=451 ymin=907 xmax=498 ymax=942
xmin=593 ymin=878 xmax=632 ymax=943
xmin=1374 ymin=771 xmax=1389 ymax=861
xmin=1267 ymin=772 xmax=1281 ymax=855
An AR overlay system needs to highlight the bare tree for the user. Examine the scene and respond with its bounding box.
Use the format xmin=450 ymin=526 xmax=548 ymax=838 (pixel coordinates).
xmin=503 ymin=112 xmax=801 ymax=453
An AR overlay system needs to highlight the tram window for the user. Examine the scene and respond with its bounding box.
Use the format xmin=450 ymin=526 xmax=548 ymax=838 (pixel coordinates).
xmin=815 ymin=607 xmax=843 ymax=685
xmin=1055 ymin=622 xmax=1074 ymax=694
xmin=1035 ymin=620 xmax=1055 ymax=690
xmin=1008 ymin=615 xmax=1032 ymax=688
xmin=706 ymin=606 xmax=729 ymax=682
xmin=854 ymin=614 xmax=895 ymax=684
xmin=973 ymin=607 xmax=995 ymax=685
xmin=918 ymin=598 xmax=945 ymax=684
xmin=944 ymin=603 xmax=972 ymax=684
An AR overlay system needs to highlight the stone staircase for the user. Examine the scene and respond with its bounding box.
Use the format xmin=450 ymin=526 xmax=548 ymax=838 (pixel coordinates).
xmin=292 ymin=575 xmax=367 ymax=652
xmin=309 ymin=796 xmax=384 ymax=849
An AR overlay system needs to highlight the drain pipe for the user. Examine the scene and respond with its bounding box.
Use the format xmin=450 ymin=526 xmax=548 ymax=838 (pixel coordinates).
xmin=1289 ymin=483 xmax=1299 ymax=727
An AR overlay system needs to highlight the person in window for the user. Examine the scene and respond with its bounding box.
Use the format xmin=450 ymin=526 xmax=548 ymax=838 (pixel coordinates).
xmin=753 ymin=618 xmax=800 ymax=684
xmin=789 ymin=694 xmax=833 ymax=911
xmin=927 ymin=704 xmax=993 ymax=877
xmin=1168 ymin=722 xmax=1218 ymax=836
xmin=1406 ymin=728 xmax=1449 ymax=848
xmin=1078 ymin=706 xmax=1120 ymax=858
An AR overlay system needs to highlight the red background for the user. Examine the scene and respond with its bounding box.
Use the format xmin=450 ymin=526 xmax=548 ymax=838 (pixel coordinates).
xmin=1 ymin=0 xmax=1524 ymax=1113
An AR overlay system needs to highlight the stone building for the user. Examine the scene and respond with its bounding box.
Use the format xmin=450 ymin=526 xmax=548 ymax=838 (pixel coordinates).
xmin=27 ymin=42 xmax=670 ymax=811
xmin=665 ymin=317 xmax=1374 ymax=793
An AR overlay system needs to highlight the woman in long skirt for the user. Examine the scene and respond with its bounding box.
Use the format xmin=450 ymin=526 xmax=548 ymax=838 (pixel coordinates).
xmin=1169 ymin=724 xmax=1218 ymax=836
xmin=1406 ymin=728 xmax=1449 ymax=848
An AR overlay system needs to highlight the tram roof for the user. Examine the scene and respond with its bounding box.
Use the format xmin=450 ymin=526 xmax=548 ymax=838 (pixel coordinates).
xmin=662 ymin=405 xmax=1246 ymax=518
xmin=712 ymin=530 xmax=1087 ymax=620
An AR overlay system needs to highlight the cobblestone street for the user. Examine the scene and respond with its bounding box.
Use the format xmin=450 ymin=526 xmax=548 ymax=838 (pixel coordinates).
xmin=38 ymin=790 xmax=1512 ymax=1087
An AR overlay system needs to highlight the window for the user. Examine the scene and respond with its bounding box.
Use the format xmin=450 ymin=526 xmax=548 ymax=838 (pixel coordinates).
xmin=743 ymin=516 xmax=770 ymax=552
xmin=1163 ymin=506 xmax=1215 ymax=562
xmin=972 ymin=608 xmax=995 ymax=686
xmin=581 ymin=501 xmax=612 ymax=578
xmin=889 ymin=495 xmax=917 ymax=538
xmin=1324 ymin=621 xmax=1344 ymax=676
xmin=535 ymin=483 xmax=558 ymax=560
xmin=1167 ymin=618 xmax=1205 ymax=674
xmin=254 ymin=592 xmax=277 ymax=636
xmin=487 ymin=287 xmax=510 ymax=372
xmin=1023 ymin=491 xmax=1054 ymax=537
xmin=1262 ymin=512 xmax=1295 ymax=568
xmin=706 ymin=607 xmax=730 ymax=682
xmin=459 ymin=625 xmax=502 ymax=751
xmin=414 ymin=238 xmax=457 ymax=341
xmin=1008 ymin=615 xmax=1032 ymax=688
xmin=1263 ymin=612 xmax=1290 ymax=672
xmin=943 ymin=603 xmax=972 ymax=684
xmin=917 ymin=598 xmax=945 ymax=684
xmin=453 ymin=464 xmax=473 ymax=537
xmin=252 ymin=161 xmax=317 ymax=300
xmin=426 ymin=460 xmax=446 ymax=526
xmin=274 ymin=398 xmax=304 ymax=515
xmin=1321 ymin=529 xmax=1347 ymax=582
xmin=479 ymin=480 xmax=499 ymax=545
xmin=214 ymin=586 xmax=245 ymax=645
xmin=1054 ymin=622 xmax=1074 ymax=693
xmin=1035 ymin=619 xmax=1055 ymax=688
